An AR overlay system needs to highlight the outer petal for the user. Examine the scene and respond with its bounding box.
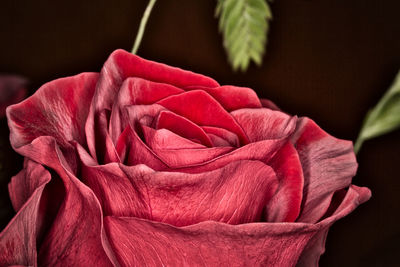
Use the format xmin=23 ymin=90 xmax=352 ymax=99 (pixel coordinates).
xmin=11 ymin=137 xmax=116 ymax=266
xmin=86 ymin=49 xmax=219 ymax=160
xmin=291 ymin=118 xmax=358 ymax=223
xmin=102 ymin=185 xmax=370 ymax=267
xmin=7 ymin=73 xmax=98 ymax=149
xmin=104 ymin=217 xmax=316 ymax=267
xmin=8 ymin=159 xmax=51 ymax=212
xmin=0 ymin=160 xmax=51 ymax=266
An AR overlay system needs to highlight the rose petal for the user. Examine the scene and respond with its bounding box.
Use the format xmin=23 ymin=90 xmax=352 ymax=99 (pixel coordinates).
xmin=158 ymin=90 xmax=249 ymax=144
xmin=94 ymin=110 xmax=120 ymax=164
xmin=186 ymin=85 xmax=262 ymax=111
xmin=105 ymin=216 xmax=315 ymax=266
xmin=102 ymin=185 xmax=370 ymax=267
xmin=156 ymin=111 xmax=213 ymax=147
xmin=151 ymin=146 xmax=234 ymax=168
xmin=291 ymin=118 xmax=358 ymax=223
xmin=202 ymin=126 xmax=240 ymax=147
xmin=231 ymin=108 xmax=297 ymax=142
xmin=7 ymin=73 xmax=97 ymax=149
xmin=265 ymin=142 xmax=304 ymax=222
xmin=116 ymin=125 xmax=168 ymax=170
xmin=11 ymin=137 xmax=116 ymax=266
xmin=142 ymin=126 xmax=206 ymax=150
xmin=80 ymin=158 xmax=278 ymax=226
xmin=86 ymin=50 xmax=219 ymax=161
xmin=8 ymin=159 xmax=51 ymax=212
xmin=206 ymin=133 xmax=232 ymax=147
xmin=0 ymin=161 xmax=50 ymax=266
xmin=109 ymin=77 xmax=184 ymax=143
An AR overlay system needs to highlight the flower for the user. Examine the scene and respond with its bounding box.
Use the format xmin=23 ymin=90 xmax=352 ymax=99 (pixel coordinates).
xmin=0 ymin=50 xmax=370 ymax=266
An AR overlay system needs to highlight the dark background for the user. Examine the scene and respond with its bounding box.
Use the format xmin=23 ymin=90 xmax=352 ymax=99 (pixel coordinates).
xmin=0 ymin=1 xmax=399 ymax=266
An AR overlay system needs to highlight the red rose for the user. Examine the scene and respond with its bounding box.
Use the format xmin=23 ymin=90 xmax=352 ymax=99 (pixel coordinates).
xmin=0 ymin=50 xmax=370 ymax=266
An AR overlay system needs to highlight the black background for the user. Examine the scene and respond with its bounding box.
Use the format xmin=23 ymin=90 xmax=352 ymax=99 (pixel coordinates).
xmin=0 ymin=1 xmax=399 ymax=266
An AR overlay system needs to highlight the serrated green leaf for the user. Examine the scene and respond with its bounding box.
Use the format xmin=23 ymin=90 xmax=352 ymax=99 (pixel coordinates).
xmin=216 ymin=0 xmax=273 ymax=72
xmin=354 ymin=70 xmax=400 ymax=153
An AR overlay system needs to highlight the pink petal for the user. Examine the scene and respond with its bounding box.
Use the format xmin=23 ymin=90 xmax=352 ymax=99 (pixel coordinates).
xmin=265 ymin=142 xmax=304 ymax=222
xmin=202 ymin=126 xmax=240 ymax=147
xmin=116 ymin=125 xmax=168 ymax=170
xmin=8 ymin=159 xmax=51 ymax=212
xmin=109 ymin=77 xmax=184 ymax=143
xmin=80 ymin=157 xmax=278 ymax=226
xmin=7 ymin=73 xmax=98 ymax=149
xmin=206 ymin=133 xmax=232 ymax=147
xmin=86 ymin=50 xmax=218 ymax=160
xmin=291 ymin=118 xmax=358 ymax=223
xmin=186 ymin=85 xmax=262 ymax=111
xmin=156 ymin=111 xmax=213 ymax=147
xmin=0 ymin=161 xmax=50 ymax=266
xmin=158 ymin=90 xmax=249 ymax=144
xmin=104 ymin=217 xmax=314 ymax=266
xmin=0 ymin=75 xmax=27 ymax=118
xmin=142 ymin=125 xmax=206 ymax=150
xmin=103 ymin=185 xmax=370 ymax=267
xmin=150 ymin=146 xmax=233 ymax=168
xmin=231 ymin=108 xmax=297 ymax=142
xmin=12 ymin=137 xmax=116 ymax=266
xmin=125 ymin=160 xmax=278 ymax=226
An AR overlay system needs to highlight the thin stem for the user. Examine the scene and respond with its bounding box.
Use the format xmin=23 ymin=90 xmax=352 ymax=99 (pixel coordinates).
xmin=131 ymin=0 xmax=157 ymax=54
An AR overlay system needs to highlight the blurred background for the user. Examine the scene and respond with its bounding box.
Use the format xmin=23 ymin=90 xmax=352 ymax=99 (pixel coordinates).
xmin=0 ymin=0 xmax=399 ymax=266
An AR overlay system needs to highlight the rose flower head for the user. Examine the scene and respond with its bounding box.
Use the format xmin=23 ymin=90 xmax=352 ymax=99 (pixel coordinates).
xmin=0 ymin=50 xmax=370 ymax=266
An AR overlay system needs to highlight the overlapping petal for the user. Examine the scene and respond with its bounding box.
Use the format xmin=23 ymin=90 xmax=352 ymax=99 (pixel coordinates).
xmin=103 ymin=185 xmax=370 ymax=267
xmin=291 ymin=118 xmax=358 ymax=223
xmin=0 ymin=160 xmax=50 ymax=266
xmin=86 ymin=49 xmax=219 ymax=161
xmin=7 ymin=73 xmax=98 ymax=149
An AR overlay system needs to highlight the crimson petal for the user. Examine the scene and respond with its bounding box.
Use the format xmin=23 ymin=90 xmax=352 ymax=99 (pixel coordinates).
xmin=158 ymin=90 xmax=249 ymax=144
xmin=11 ymin=137 xmax=116 ymax=266
xmin=103 ymin=185 xmax=370 ymax=267
xmin=156 ymin=111 xmax=213 ymax=147
xmin=86 ymin=50 xmax=218 ymax=160
xmin=186 ymin=85 xmax=262 ymax=111
xmin=7 ymin=73 xmax=97 ymax=149
xmin=231 ymin=108 xmax=297 ymax=142
xmin=0 ymin=160 xmax=50 ymax=266
xmin=142 ymin=125 xmax=206 ymax=150
xmin=265 ymin=142 xmax=304 ymax=222
xmin=109 ymin=77 xmax=184 ymax=143
xmin=120 ymin=160 xmax=278 ymax=226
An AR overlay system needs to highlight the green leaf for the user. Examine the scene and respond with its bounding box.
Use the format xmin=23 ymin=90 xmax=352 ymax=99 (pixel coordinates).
xmin=216 ymin=0 xmax=273 ymax=71
xmin=354 ymin=70 xmax=400 ymax=153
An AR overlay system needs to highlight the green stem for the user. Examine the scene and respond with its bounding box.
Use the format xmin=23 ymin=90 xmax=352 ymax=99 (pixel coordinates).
xmin=131 ymin=0 xmax=157 ymax=54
